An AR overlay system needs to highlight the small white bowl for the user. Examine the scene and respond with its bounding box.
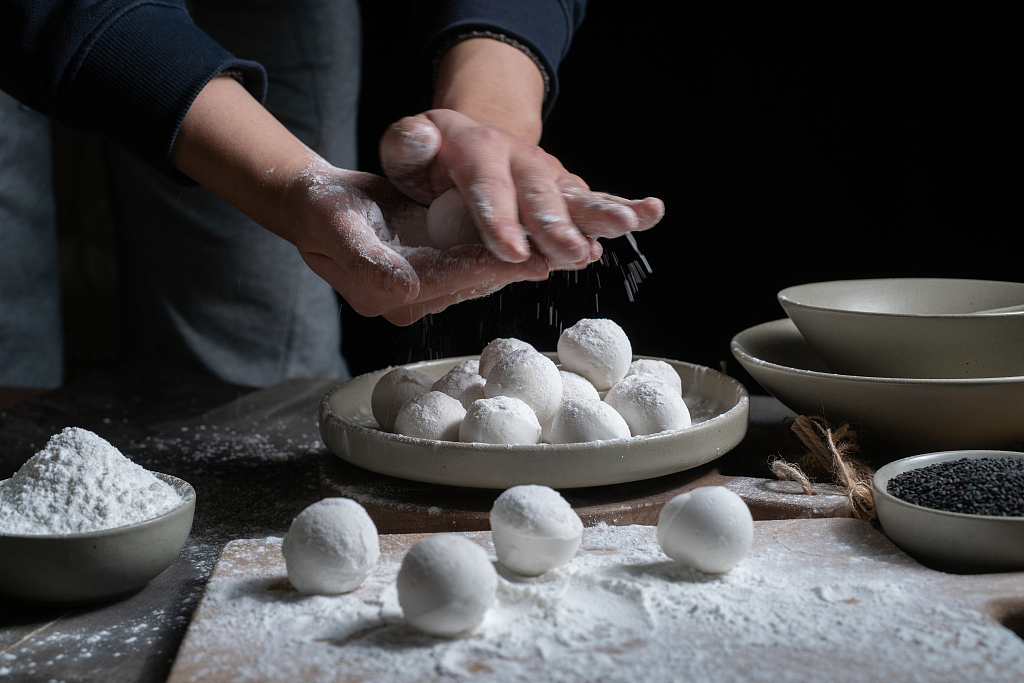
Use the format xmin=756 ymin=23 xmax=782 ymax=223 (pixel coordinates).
xmin=873 ymin=451 xmax=1024 ymax=573
xmin=778 ymin=278 xmax=1024 ymax=379
xmin=0 ymin=473 xmax=196 ymax=604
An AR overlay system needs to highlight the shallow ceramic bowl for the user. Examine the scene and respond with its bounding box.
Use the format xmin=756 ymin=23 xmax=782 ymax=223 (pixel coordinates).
xmin=874 ymin=451 xmax=1024 ymax=573
xmin=730 ymin=319 xmax=1024 ymax=461
xmin=319 ymin=354 xmax=748 ymax=489
xmin=0 ymin=473 xmax=196 ymax=604
xmin=777 ymin=278 xmax=1024 ymax=379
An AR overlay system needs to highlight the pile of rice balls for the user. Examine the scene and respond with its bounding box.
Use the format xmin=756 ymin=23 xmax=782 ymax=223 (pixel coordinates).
xmin=281 ymin=483 xmax=753 ymax=637
xmin=371 ymin=318 xmax=692 ymax=445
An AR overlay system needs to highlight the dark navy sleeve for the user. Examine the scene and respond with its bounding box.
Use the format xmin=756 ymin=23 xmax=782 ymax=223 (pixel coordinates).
xmin=0 ymin=0 xmax=267 ymax=181
xmin=417 ymin=0 xmax=588 ymax=119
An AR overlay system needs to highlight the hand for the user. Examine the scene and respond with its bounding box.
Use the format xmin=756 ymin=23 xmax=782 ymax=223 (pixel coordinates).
xmin=280 ymin=162 xmax=561 ymax=325
xmin=379 ymin=108 xmax=665 ymax=267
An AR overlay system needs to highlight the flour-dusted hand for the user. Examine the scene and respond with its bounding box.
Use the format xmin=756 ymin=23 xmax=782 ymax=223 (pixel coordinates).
xmin=379 ymin=110 xmax=665 ymax=267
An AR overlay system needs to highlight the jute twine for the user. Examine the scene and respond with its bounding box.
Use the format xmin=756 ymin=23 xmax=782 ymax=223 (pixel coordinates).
xmin=770 ymin=415 xmax=877 ymax=522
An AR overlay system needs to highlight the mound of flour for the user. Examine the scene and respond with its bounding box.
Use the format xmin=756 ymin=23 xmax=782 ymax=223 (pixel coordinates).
xmin=0 ymin=427 xmax=184 ymax=535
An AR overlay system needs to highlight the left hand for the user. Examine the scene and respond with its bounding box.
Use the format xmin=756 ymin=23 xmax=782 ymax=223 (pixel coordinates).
xmin=379 ymin=109 xmax=665 ymax=268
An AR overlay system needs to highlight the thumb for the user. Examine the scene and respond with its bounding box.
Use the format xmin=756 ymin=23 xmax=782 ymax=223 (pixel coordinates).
xmin=379 ymin=115 xmax=443 ymax=206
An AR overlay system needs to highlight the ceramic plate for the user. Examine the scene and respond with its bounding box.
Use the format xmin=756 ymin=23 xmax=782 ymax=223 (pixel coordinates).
xmin=319 ymin=354 xmax=749 ymax=489
xmin=730 ymin=319 xmax=1024 ymax=461
xmin=874 ymin=451 xmax=1024 ymax=573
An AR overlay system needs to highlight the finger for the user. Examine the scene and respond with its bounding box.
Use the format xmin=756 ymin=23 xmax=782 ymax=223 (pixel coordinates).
xmin=561 ymin=185 xmax=666 ymax=238
xmin=379 ymin=115 xmax=443 ymax=205
xmin=405 ymin=244 xmax=549 ymax=303
xmin=511 ymin=151 xmax=591 ymax=265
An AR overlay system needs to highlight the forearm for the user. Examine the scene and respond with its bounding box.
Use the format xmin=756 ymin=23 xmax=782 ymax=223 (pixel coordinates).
xmin=432 ymin=38 xmax=545 ymax=143
xmin=169 ymin=75 xmax=315 ymax=243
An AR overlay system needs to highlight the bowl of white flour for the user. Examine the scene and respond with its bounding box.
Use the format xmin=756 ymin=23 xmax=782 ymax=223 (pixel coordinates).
xmin=0 ymin=427 xmax=195 ymax=604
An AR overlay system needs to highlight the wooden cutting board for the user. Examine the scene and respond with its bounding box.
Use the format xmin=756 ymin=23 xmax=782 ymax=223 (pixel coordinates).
xmin=167 ymin=519 xmax=1024 ymax=683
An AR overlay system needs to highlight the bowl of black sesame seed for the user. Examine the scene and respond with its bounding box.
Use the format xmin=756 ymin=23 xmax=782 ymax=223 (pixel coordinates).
xmin=874 ymin=450 xmax=1024 ymax=573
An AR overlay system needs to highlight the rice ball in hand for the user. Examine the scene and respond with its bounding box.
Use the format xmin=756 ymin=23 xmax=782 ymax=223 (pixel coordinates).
xmin=557 ymin=318 xmax=632 ymax=391
xmin=490 ymin=485 xmax=584 ymax=576
xmin=657 ymin=486 xmax=753 ymax=574
xmin=372 ymin=367 xmax=434 ymax=432
xmin=282 ymin=498 xmax=380 ymax=595
xmin=397 ymin=534 xmax=498 ymax=636
xmin=393 ymin=391 xmax=466 ymax=441
xmin=604 ymin=374 xmax=691 ymax=436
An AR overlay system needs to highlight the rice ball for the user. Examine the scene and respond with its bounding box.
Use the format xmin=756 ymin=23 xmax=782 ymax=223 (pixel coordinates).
xmin=281 ymin=498 xmax=380 ymax=595
xmin=393 ymin=391 xmax=466 ymax=441
xmin=557 ymin=318 xmax=632 ymax=391
xmin=541 ymin=369 xmax=602 ymax=442
xmin=372 ymin=367 xmax=434 ymax=432
xmin=624 ymin=358 xmax=682 ymax=395
xmin=460 ymin=396 xmax=542 ymax=445
xmin=549 ymin=399 xmax=632 ymax=444
xmin=479 ymin=337 xmax=536 ymax=379
xmin=604 ymin=374 xmax=691 ymax=436
xmin=397 ymin=534 xmax=498 ymax=636
xmin=432 ymin=361 xmax=486 ymax=409
xmin=490 ymin=485 xmax=584 ymax=576
xmin=484 ymin=348 xmax=562 ymax=424
xmin=657 ymin=486 xmax=753 ymax=574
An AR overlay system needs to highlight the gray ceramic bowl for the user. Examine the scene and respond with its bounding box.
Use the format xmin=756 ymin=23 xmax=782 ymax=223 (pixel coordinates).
xmin=319 ymin=354 xmax=749 ymax=489
xmin=874 ymin=451 xmax=1024 ymax=573
xmin=730 ymin=319 xmax=1024 ymax=461
xmin=0 ymin=473 xmax=195 ymax=604
xmin=778 ymin=278 xmax=1024 ymax=379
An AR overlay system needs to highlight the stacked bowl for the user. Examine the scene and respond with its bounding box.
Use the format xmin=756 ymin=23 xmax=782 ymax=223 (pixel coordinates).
xmin=730 ymin=278 xmax=1024 ymax=462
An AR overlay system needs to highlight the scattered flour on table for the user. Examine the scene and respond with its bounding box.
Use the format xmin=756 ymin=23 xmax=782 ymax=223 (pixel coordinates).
xmin=0 ymin=427 xmax=184 ymax=535
xmin=179 ymin=524 xmax=1024 ymax=683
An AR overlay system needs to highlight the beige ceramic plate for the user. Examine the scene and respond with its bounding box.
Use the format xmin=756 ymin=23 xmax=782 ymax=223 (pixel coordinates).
xmin=319 ymin=354 xmax=749 ymax=489
xmin=874 ymin=451 xmax=1024 ymax=573
xmin=0 ymin=473 xmax=195 ymax=604
xmin=730 ymin=319 xmax=1024 ymax=461
xmin=778 ymin=278 xmax=1024 ymax=379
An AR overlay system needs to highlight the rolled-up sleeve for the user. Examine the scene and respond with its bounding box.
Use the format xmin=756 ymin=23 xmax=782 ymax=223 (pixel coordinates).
xmin=0 ymin=0 xmax=267 ymax=180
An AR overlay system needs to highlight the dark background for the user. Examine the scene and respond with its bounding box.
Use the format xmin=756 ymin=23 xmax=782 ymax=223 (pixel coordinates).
xmin=344 ymin=2 xmax=1017 ymax=393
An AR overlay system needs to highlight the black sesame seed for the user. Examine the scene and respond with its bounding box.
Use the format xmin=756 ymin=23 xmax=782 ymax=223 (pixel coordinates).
xmin=886 ymin=457 xmax=1024 ymax=517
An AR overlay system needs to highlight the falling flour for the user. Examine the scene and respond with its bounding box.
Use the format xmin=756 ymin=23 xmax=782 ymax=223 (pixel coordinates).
xmin=0 ymin=427 xmax=184 ymax=535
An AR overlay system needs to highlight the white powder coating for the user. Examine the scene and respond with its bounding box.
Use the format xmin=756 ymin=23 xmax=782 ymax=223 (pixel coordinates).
xmin=549 ymin=398 xmax=632 ymax=444
xmin=484 ymin=348 xmax=563 ymax=424
xmin=489 ymin=485 xmax=583 ymax=576
xmin=281 ymin=498 xmax=380 ymax=595
xmin=393 ymin=391 xmax=466 ymax=441
xmin=460 ymin=396 xmax=542 ymax=445
xmin=541 ymin=369 xmax=602 ymax=442
xmin=426 ymin=188 xmax=481 ymax=250
xmin=0 ymin=427 xmax=183 ymax=536
xmin=371 ymin=368 xmax=434 ymax=432
xmin=557 ymin=318 xmax=632 ymax=391
xmin=478 ymin=337 xmax=536 ymax=380
xmin=604 ymin=374 xmax=691 ymax=436
xmin=396 ymin=534 xmax=497 ymax=636
xmin=431 ymin=363 xmax=486 ymax=410
xmin=658 ymin=486 xmax=754 ymax=574
xmin=625 ymin=358 xmax=683 ymax=395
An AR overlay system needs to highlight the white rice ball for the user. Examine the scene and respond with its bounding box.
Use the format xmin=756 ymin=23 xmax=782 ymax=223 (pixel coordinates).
xmin=604 ymin=374 xmax=691 ymax=436
xmin=657 ymin=486 xmax=753 ymax=574
xmin=432 ymin=361 xmax=486 ymax=409
xmin=460 ymin=396 xmax=542 ymax=445
xmin=549 ymin=398 xmax=632 ymax=444
xmin=281 ymin=498 xmax=380 ymax=595
xmin=557 ymin=318 xmax=632 ymax=391
xmin=397 ymin=534 xmax=498 ymax=636
xmin=371 ymin=367 xmax=434 ymax=432
xmin=479 ymin=337 xmax=536 ymax=379
xmin=541 ymin=369 xmax=602 ymax=442
xmin=484 ymin=348 xmax=562 ymax=424
xmin=490 ymin=485 xmax=583 ymax=576
xmin=624 ymin=358 xmax=682 ymax=395
xmin=393 ymin=391 xmax=467 ymax=441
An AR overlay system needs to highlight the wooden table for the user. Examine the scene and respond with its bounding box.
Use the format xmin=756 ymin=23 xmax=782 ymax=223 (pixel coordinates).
xmin=0 ymin=367 xmax=851 ymax=682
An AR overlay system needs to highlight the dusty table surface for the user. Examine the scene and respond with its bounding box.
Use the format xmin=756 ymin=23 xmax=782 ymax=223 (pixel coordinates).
xmin=0 ymin=368 xmax=886 ymax=682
